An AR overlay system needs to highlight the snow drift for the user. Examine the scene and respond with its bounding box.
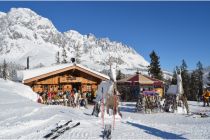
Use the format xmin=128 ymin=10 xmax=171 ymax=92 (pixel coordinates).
xmin=0 ymin=78 xmax=38 ymax=102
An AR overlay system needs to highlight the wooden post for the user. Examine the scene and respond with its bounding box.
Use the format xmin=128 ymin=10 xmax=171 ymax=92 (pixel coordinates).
xmin=101 ymin=87 xmax=104 ymax=128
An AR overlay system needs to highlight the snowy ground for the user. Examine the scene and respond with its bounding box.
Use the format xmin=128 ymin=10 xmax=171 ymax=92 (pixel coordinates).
xmin=0 ymin=79 xmax=210 ymax=139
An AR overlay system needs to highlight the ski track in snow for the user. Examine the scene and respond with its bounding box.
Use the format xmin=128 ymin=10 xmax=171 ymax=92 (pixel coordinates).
xmin=23 ymin=108 xmax=40 ymax=117
xmin=0 ymin=114 xmax=61 ymax=139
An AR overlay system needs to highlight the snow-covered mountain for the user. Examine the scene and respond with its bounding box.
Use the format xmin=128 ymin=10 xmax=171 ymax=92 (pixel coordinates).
xmin=0 ymin=8 xmax=173 ymax=79
xmin=0 ymin=8 xmax=148 ymax=72
xmin=0 ymin=8 xmax=61 ymax=67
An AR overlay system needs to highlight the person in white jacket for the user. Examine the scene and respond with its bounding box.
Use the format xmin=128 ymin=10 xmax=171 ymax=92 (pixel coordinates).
xmin=74 ymin=89 xmax=81 ymax=107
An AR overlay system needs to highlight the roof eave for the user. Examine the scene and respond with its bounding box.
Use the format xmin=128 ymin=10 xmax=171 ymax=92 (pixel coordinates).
xmin=23 ymin=65 xmax=109 ymax=84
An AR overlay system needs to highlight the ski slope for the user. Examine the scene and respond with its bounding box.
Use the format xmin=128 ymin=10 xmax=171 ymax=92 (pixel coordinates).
xmin=0 ymin=79 xmax=210 ymax=139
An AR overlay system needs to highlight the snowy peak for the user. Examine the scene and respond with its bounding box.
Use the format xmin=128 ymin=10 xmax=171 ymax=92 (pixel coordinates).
xmin=64 ymin=30 xmax=85 ymax=43
xmin=9 ymin=7 xmax=37 ymax=15
xmin=8 ymin=8 xmax=37 ymax=21
xmin=3 ymin=8 xmax=59 ymax=42
xmin=7 ymin=8 xmax=56 ymax=30
xmin=64 ymin=30 xmax=83 ymax=38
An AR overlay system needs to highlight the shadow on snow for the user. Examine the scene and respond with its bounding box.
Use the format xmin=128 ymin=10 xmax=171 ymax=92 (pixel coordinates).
xmin=126 ymin=121 xmax=186 ymax=139
xmin=121 ymin=103 xmax=136 ymax=107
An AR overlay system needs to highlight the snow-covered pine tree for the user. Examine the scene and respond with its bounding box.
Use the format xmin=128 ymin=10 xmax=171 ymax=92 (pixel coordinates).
xmin=74 ymin=43 xmax=82 ymax=64
xmin=171 ymin=66 xmax=181 ymax=85
xmin=207 ymin=72 xmax=210 ymax=87
xmin=148 ymin=50 xmax=163 ymax=80
xmin=0 ymin=65 xmax=2 ymax=78
xmin=10 ymin=69 xmax=17 ymax=81
xmin=189 ymin=70 xmax=199 ymax=101
xmin=105 ymin=55 xmax=114 ymax=69
xmin=116 ymin=70 xmax=125 ymax=80
xmin=171 ymin=70 xmax=177 ymax=85
xmin=180 ymin=60 xmax=190 ymax=99
xmin=55 ymin=51 xmax=60 ymax=64
xmin=8 ymin=62 xmax=25 ymax=81
xmin=2 ymin=59 xmax=9 ymax=80
xmin=89 ymin=44 xmax=94 ymax=60
xmin=195 ymin=61 xmax=204 ymax=98
xmin=61 ymin=47 xmax=67 ymax=64
xmin=115 ymin=57 xmax=124 ymax=70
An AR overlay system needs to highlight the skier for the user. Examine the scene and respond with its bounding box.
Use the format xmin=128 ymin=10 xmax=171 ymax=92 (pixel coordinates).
xmin=202 ymin=88 xmax=210 ymax=107
xmin=74 ymin=89 xmax=81 ymax=107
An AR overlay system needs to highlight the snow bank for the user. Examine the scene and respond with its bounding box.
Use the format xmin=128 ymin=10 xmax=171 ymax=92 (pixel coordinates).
xmin=0 ymin=78 xmax=38 ymax=102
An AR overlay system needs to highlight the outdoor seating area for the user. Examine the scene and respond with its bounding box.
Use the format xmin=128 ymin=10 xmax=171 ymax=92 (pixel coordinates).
xmin=37 ymin=89 xmax=93 ymax=108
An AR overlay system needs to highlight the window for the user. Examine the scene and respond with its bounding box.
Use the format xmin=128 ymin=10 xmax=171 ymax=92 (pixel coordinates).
xmin=43 ymin=85 xmax=48 ymax=90
xmin=87 ymin=85 xmax=91 ymax=92
xmin=58 ymin=85 xmax=63 ymax=90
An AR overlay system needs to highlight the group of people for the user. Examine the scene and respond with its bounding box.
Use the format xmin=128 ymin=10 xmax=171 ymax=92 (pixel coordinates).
xmin=37 ymin=88 xmax=93 ymax=108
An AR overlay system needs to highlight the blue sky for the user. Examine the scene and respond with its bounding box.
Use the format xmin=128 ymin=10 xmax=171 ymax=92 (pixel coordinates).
xmin=0 ymin=1 xmax=210 ymax=71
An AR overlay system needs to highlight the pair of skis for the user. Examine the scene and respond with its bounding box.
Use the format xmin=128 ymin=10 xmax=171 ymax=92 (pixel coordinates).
xmin=186 ymin=112 xmax=209 ymax=118
xmin=43 ymin=120 xmax=80 ymax=139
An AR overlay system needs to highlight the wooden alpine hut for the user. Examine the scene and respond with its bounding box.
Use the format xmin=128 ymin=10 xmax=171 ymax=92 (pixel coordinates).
xmin=17 ymin=63 xmax=110 ymax=97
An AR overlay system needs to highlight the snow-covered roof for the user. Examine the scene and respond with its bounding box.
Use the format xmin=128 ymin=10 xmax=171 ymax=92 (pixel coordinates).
xmin=17 ymin=63 xmax=110 ymax=82
xmin=166 ymin=85 xmax=178 ymax=95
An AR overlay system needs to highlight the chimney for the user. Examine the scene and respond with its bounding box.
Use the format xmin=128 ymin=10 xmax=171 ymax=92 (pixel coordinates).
xmin=27 ymin=56 xmax=29 ymax=69
xmin=71 ymin=58 xmax=76 ymax=65
xmin=136 ymin=69 xmax=140 ymax=75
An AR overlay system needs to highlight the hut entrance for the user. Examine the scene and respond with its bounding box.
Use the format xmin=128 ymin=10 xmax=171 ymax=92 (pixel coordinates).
xmin=72 ymin=82 xmax=81 ymax=92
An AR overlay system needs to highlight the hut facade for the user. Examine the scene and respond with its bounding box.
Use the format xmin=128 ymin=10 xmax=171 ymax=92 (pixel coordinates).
xmin=17 ymin=64 xmax=109 ymax=97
